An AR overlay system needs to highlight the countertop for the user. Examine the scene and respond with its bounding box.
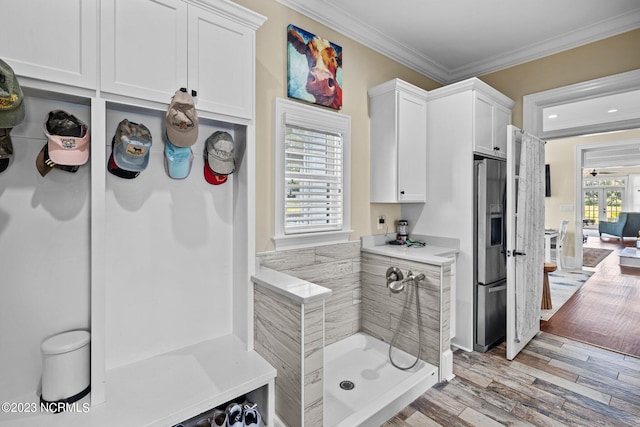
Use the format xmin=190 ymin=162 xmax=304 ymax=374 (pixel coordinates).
xmin=252 ymin=267 xmax=332 ymax=303
xmin=361 ymin=234 xmax=458 ymax=266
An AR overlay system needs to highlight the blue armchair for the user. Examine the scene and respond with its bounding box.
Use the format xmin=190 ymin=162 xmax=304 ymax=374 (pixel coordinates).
xmin=598 ymin=212 xmax=640 ymax=239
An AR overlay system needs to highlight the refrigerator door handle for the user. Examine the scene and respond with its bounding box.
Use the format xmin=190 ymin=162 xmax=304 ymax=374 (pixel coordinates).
xmin=488 ymin=285 xmax=507 ymax=293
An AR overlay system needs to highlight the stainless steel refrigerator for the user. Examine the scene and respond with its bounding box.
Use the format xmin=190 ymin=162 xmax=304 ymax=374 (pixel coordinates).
xmin=474 ymin=157 xmax=507 ymax=352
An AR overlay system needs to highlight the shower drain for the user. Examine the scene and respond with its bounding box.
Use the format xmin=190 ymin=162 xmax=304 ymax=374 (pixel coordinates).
xmin=339 ymin=380 xmax=355 ymax=390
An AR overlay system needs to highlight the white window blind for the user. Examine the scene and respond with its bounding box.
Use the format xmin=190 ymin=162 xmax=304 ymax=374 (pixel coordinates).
xmin=284 ymin=125 xmax=343 ymax=234
xmin=273 ymin=97 xmax=351 ymax=250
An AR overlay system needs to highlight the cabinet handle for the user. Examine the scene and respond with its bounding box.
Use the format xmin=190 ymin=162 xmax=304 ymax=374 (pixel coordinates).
xmin=191 ymin=90 xmax=198 ymax=98
xmin=493 ymin=146 xmax=500 ymax=151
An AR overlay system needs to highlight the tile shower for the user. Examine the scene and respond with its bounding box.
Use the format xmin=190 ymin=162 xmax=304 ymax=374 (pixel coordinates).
xmin=254 ymin=240 xmax=451 ymax=426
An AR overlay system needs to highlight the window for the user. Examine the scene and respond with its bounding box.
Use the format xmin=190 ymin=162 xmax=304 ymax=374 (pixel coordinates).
xmin=582 ymin=177 xmax=625 ymax=225
xmin=273 ymin=98 xmax=351 ymax=250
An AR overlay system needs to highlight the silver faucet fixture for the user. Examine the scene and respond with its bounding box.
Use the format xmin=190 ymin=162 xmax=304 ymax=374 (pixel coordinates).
xmin=387 ymin=269 xmax=426 ymax=293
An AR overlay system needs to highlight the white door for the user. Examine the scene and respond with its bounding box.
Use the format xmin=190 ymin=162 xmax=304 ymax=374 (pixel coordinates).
xmin=506 ymin=125 xmax=546 ymax=360
xmin=396 ymin=90 xmax=427 ymax=202
xmin=583 ymin=185 xmax=624 ymax=226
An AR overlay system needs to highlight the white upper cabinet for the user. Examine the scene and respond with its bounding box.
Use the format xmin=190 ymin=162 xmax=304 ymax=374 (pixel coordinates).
xmin=1 ymin=0 xmax=97 ymax=90
xmin=428 ymin=78 xmax=514 ymax=160
xmin=101 ymin=0 xmax=262 ymax=120
xmin=369 ymin=79 xmax=428 ymax=203
xmin=100 ymin=0 xmax=189 ymax=103
xmin=187 ymin=6 xmax=255 ymax=119
xmin=473 ymin=91 xmax=512 ymax=159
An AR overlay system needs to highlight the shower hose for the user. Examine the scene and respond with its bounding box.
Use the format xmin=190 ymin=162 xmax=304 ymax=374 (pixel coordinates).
xmin=388 ymin=276 xmax=422 ymax=370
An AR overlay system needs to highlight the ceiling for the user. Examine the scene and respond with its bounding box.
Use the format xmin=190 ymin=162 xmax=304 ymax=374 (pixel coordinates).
xmin=276 ymin=0 xmax=640 ymax=85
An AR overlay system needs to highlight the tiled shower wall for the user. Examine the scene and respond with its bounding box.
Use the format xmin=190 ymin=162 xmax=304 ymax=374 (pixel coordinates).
xmin=361 ymin=252 xmax=451 ymax=369
xmin=254 ymin=285 xmax=323 ymax=426
xmin=257 ymin=241 xmax=362 ymax=345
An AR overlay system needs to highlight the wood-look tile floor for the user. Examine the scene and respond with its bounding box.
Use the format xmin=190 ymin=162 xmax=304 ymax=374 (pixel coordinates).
xmin=384 ymin=332 xmax=640 ymax=426
xmin=541 ymin=236 xmax=640 ymax=357
xmin=385 ymin=236 xmax=640 ymax=426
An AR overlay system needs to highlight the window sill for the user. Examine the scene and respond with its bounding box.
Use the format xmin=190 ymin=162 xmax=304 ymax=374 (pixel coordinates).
xmin=272 ymin=229 xmax=353 ymax=251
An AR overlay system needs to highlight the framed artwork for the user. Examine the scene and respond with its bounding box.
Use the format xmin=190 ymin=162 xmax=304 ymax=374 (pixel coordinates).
xmin=287 ymin=24 xmax=343 ymax=110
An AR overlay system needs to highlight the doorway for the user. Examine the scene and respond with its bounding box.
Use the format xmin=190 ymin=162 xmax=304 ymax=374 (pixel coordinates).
xmin=524 ymin=71 xmax=640 ymax=356
xmin=524 ymin=69 xmax=640 ymax=268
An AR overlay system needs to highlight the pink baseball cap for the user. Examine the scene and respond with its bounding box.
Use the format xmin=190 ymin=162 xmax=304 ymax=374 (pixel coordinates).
xmin=43 ymin=110 xmax=89 ymax=166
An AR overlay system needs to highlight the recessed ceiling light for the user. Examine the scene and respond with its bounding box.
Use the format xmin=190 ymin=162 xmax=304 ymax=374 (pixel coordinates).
xmin=608 ymin=109 xmax=618 ymax=113
xmin=548 ymin=114 xmax=558 ymax=119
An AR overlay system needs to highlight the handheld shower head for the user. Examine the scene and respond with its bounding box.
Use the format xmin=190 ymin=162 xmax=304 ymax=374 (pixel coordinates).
xmin=388 ymin=280 xmax=405 ymax=293
xmin=389 ymin=271 xmax=426 ymax=293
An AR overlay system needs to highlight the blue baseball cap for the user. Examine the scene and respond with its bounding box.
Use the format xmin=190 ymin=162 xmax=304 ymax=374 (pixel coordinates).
xmin=113 ymin=119 xmax=152 ymax=172
xmin=164 ymin=139 xmax=193 ymax=179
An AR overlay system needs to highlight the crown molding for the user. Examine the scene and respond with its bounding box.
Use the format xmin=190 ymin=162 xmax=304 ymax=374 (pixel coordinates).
xmin=276 ymin=0 xmax=640 ymax=84
xmin=275 ymin=0 xmax=450 ymax=84
xmin=448 ymin=8 xmax=640 ymax=82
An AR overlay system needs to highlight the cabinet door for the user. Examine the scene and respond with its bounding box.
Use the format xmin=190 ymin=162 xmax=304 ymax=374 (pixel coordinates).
xmin=101 ymin=0 xmax=188 ymax=103
xmin=473 ymin=93 xmax=495 ymax=156
xmin=188 ymin=6 xmax=254 ymax=120
xmin=2 ymin=0 xmax=97 ymax=89
xmin=494 ymin=104 xmax=512 ymax=156
xmin=397 ymin=91 xmax=427 ymax=202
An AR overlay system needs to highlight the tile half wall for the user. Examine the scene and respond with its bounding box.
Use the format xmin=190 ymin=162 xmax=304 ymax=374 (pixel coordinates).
xmin=257 ymin=241 xmax=362 ymax=345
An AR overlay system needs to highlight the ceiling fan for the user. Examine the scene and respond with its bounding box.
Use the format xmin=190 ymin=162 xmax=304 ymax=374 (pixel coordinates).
xmin=585 ymin=169 xmax=616 ymax=177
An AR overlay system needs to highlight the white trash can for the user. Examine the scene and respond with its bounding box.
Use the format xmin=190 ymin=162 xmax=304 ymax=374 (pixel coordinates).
xmin=40 ymin=330 xmax=91 ymax=405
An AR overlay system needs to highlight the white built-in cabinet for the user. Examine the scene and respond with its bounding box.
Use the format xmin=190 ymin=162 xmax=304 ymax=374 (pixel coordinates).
xmin=401 ymin=77 xmax=514 ymax=352
xmin=473 ymin=92 xmax=513 ymax=159
xmin=369 ymin=79 xmax=428 ymax=203
xmin=2 ymin=0 xmax=98 ymax=91
xmin=101 ymin=0 xmax=255 ymax=120
xmin=0 ymin=1 xmax=274 ymax=426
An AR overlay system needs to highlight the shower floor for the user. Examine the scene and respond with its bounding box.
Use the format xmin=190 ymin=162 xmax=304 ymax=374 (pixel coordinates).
xmin=324 ymin=332 xmax=438 ymax=427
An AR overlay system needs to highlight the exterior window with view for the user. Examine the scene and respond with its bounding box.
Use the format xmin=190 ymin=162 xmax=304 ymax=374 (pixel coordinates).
xmin=583 ymin=178 xmax=625 ymax=227
xmin=285 ymin=125 xmax=343 ymax=234
xmin=273 ymin=98 xmax=352 ymax=250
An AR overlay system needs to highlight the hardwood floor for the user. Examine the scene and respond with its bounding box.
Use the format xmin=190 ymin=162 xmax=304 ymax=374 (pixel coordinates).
xmin=384 ymin=332 xmax=640 ymax=426
xmin=541 ymin=235 xmax=640 ymax=358
xmin=385 ymin=235 xmax=640 ymax=426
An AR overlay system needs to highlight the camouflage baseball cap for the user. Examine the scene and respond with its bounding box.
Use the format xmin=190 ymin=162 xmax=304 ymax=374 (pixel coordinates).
xmin=0 ymin=128 xmax=13 ymax=173
xmin=0 ymin=59 xmax=25 ymax=129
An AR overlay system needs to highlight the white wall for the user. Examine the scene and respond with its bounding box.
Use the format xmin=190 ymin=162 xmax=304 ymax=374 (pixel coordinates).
xmin=0 ymin=96 xmax=91 ymax=400
xmin=103 ymin=106 xmax=237 ymax=369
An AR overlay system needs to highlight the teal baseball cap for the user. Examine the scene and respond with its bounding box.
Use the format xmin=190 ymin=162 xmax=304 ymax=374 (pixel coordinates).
xmin=0 ymin=59 xmax=25 ymax=129
xmin=164 ymin=139 xmax=193 ymax=179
